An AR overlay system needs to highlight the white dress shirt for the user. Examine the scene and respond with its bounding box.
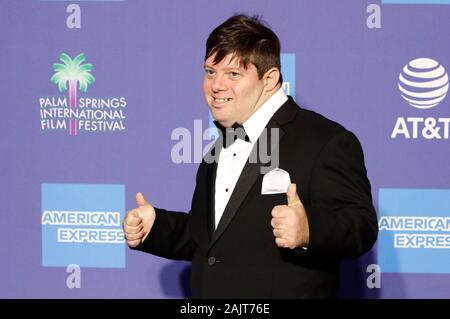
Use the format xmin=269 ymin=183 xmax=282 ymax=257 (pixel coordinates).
xmin=214 ymin=88 xmax=288 ymax=229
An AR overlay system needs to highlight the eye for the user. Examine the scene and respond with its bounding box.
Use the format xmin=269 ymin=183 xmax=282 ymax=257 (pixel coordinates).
xmin=230 ymin=71 xmax=240 ymax=78
xmin=204 ymin=69 xmax=215 ymax=77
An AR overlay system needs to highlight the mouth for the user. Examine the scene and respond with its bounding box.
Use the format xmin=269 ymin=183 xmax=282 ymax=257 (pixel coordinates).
xmin=212 ymin=97 xmax=233 ymax=105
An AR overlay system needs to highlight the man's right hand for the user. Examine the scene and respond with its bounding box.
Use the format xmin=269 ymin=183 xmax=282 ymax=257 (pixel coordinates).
xmin=123 ymin=192 xmax=156 ymax=248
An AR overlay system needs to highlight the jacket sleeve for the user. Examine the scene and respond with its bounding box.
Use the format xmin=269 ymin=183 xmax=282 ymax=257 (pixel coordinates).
xmin=302 ymin=130 xmax=378 ymax=261
xmin=132 ymin=207 xmax=195 ymax=261
xmin=130 ymin=164 xmax=206 ymax=261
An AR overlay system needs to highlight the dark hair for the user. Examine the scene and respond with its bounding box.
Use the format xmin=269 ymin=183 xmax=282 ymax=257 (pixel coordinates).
xmin=205 ymin=14 xmax=283 ymax=84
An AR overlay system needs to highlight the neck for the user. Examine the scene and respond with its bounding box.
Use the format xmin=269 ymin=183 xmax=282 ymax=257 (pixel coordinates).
xmin=216 ymin=84 xmax=283 ymax=128
xmin=241 ymin=84 xmax=282 ymax=124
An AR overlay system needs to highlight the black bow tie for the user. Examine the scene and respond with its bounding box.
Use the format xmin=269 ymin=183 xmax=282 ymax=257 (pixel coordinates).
xmin=213 ymin=121 xmax=250 ymax=148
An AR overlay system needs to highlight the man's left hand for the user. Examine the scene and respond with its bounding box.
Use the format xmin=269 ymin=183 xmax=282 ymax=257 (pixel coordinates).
xmin=271 ymin=183 xmax=310 ymax=249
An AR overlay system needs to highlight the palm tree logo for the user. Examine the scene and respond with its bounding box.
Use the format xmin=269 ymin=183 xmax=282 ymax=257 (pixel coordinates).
xmin=50 ymin=53 xmax=95 ymax=135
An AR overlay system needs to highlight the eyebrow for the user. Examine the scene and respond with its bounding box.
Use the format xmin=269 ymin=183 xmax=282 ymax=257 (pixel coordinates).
xmin=203 ymin=64 xmax=243 ymax=71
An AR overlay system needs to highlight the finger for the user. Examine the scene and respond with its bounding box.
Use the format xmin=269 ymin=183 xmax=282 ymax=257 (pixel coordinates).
xmin=135 ymin=192 xmax=149 ymax=207
xmin=271 ymin=205 xmax=288 ymax=218
xmin=275 ymin=237 xmax=288 ymax=248
xmin=287 ymin=183 xmax=301 ymax=206
xmin=271 ymin=217 xmax=286 ymax=229
xmin=273 ymin=228 xmax=284 ymax=238
xmin=125 ymin=229 xmax=145 ymax=241
xmin=124 ymin=211 xmax=142 ymax=227
xmin=127 ymin=239 xmax=142 ymax=248
xmin=123 ymin=223 xmax=143 ymax=234
xmin=270 ymin=218 xmax=277 ymax=229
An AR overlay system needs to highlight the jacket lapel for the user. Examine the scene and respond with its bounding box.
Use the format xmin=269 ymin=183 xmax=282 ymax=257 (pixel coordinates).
xmin=206 ymin=160 xmax=217 ymax=241
xmin=208 ymin=97 xmax=298 ymax=250
xmin=204 ymin=139 xmax=221 ymax=242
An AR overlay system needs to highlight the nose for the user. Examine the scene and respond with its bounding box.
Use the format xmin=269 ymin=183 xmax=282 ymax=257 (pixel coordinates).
xmin=211 ymin=74 xmax=227 ymax=92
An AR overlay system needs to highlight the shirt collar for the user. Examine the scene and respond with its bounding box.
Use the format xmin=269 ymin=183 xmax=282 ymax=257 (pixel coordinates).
xmin=243 ymin=87 xmax=288 ymax=144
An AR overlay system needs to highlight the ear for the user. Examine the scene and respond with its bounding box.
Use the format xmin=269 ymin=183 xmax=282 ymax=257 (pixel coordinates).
xmin=263 ymin=67 xmax=281 ymax=92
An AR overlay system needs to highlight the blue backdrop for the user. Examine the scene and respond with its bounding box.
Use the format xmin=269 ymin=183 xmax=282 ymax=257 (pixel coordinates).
xmin=1 ymin=0 xmax=449 ymax=298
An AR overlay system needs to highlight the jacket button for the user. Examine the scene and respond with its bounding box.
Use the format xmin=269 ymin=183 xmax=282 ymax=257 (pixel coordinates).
xmin=207 ymin=257 xmax=216 ymax=265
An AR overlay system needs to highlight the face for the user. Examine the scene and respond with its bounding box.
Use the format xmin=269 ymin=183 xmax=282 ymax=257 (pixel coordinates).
xmin=203 ymin=53 xmax=270 ymax=128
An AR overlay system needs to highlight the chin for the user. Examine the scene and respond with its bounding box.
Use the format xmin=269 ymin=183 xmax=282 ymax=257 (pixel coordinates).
xmin=211 ymin=116 xmax=228 ymax=127
xmin=211 ymin=112 xmax=227 ymax=122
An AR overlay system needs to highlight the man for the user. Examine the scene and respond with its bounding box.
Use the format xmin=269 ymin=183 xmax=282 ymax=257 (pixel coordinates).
xmin=123 ymin=14 xmax=378 ymax=298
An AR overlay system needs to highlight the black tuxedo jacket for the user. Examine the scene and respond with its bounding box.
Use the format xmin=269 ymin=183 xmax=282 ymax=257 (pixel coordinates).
xmin=134 ymin=97 xmax=378 ymax=298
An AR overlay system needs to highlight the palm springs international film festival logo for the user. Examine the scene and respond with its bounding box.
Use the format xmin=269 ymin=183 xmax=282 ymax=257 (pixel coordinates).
xmin=39 ymin=53 xmax=127 ymax=136
xmin=391 ymin=58 xmax=450 ymax=139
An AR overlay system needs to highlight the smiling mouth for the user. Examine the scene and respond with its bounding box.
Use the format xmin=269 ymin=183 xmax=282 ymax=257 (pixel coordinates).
xmin=213 ymin=97 xmax=232 ymax=103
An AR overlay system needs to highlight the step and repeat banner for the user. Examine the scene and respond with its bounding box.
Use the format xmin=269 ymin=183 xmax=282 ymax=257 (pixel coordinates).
xmin=1 ymin=0 xmax=449 ymax=298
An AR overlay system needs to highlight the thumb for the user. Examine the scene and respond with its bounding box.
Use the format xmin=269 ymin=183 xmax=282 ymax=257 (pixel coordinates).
xmin=287 ymin=183 xmax=301 ymax=206
xmin=135 ymin=192 xmax=149 ymax=207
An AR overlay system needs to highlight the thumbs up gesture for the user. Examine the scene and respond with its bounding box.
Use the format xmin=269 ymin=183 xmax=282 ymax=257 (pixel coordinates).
xmin=271 ymin=184 xmax=309 ymax=249
xmin=123 ymin=192 xmax=156 ymax=248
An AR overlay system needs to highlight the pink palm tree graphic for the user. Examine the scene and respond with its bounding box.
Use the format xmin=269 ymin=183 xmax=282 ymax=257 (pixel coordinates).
xmin=50 ymin=53 xmax=95 ymax=135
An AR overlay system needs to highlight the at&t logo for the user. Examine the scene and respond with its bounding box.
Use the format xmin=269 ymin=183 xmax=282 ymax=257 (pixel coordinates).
xmin=391 ymin=58 xmax=450 ymax=139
